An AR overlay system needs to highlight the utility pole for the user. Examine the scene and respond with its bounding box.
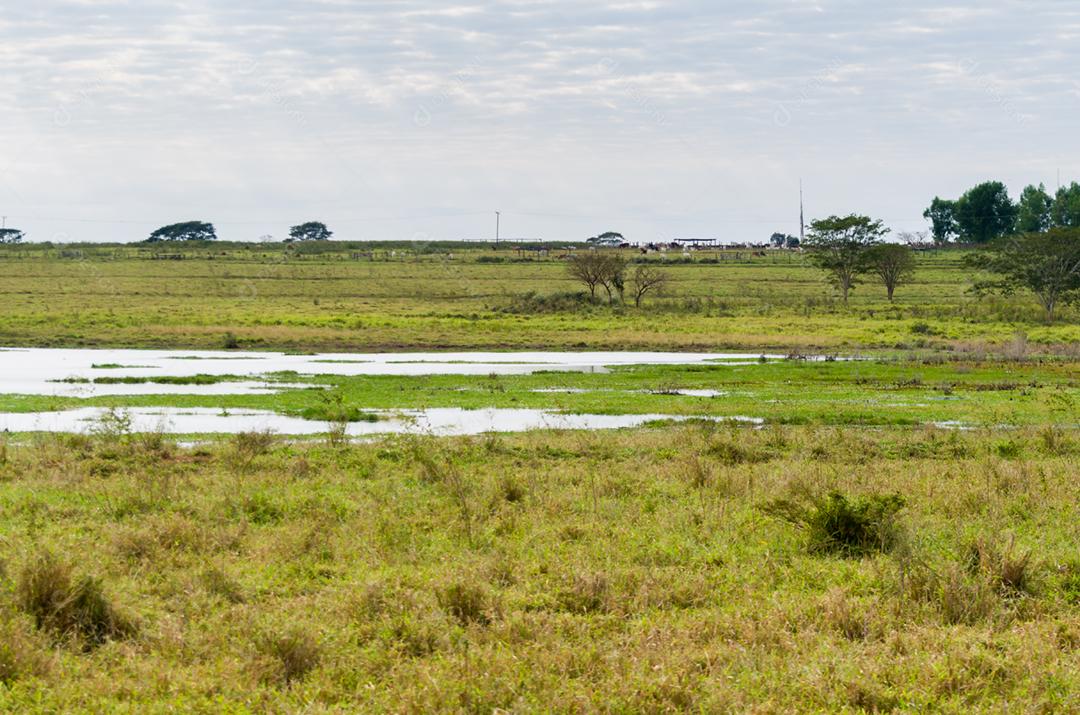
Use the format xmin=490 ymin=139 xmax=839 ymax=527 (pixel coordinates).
xmin=1 ymin=216 xmax=6 ymax=230
xmin=799 ymin=180 xmax=805 ymax=243
xmin=495 ymin=211 xmax=501 ymax=247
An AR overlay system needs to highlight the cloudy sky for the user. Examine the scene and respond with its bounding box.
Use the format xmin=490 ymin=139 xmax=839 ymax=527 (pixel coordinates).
xmin=2 ymin=1 xmax=1078 ymax=243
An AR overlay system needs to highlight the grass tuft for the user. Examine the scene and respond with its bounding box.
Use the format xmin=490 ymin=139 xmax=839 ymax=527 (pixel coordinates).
xmin=762 ymin=489 xmax=905 ymax=557
xmin=256 ymin=627 xmax=321 ymax=686
xmin=16 ymin=552 xmax=136 ymax=649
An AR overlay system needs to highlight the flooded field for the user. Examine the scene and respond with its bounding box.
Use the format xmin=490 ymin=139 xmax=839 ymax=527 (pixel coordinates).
xmin=0 ymin=348 xmax=777 ymax=434
xmin=0 ymin=406 xmax=761 ymax=436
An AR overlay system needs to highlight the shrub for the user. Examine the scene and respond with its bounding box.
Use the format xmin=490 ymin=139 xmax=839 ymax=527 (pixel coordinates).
xmin=200 ymin=567 xmax=245 ymax=604
xmin=221 ymin=332 xmax=240 ymax=350
xmin=966 ymin=536 xmax=1034 ymax=597
xmin=256 ymin=627 xmax=320 ymax=686
xmin=496 ymin=474 xmax=526 ymax=503
xmin=16 ymin=553 xmax=136 ymax=648
xmin=437 ymin=582 xmax=491 ymax=626
xmin=231 ymin=430 xmax=276 ymax=459
xmin=761 ymin=489 xmax=905 ymax=557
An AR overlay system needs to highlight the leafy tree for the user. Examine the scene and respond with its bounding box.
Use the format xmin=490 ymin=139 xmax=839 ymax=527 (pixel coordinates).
xmin=289 ymin=221 xmax=333 ymax=242
xmin=1051 ymin=182 xmax=1080 ymax=228
xmin=922 ymin=197 xmax=958 ymax=244
xmin=599 ymin=255 xmax=627 ymax=304
xmin=630 ymin=264 xmax=669 ymax=307
xmin=147 ymin=221 xmax=217 ymax=242
xmin=1016 ymin=184 xmax=1053 ymax=233
xmin=0 ymin=228 xmax=24 ymax=244
xmin=864 ymin=244 xmax=916 ymax=301
xmin=804 ymin=214 xmax=888 ymax=305
xmin=954 ymin=181 xmax=1017 ymax=244
xmin=770 ymin=232 xmax=798 ymax=248
xmin=967 ymin=228 xmax=1080 ymax=321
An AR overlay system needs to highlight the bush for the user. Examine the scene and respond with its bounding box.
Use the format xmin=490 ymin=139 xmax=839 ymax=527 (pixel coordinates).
xmin=16 ymin=553 xmax=136 ymax=648
xmin=437 ymin=582 xmax=491 ymax=626
xmin=761 ymin=489 xmax=905 ymax=557
xmin=966 ymin=536 xmax=1034 ymax=597
xmin=200 ymin=567 xmax=246 ymax=604
xmin=231 ymin=430 xmax=276 ymax=460
xmin=256 ymin=627 xmax=320 ymax=686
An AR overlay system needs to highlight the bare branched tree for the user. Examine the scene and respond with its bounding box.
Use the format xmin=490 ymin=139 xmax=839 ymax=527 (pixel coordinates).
xmin=568 ymin=252 xmax=626 ymax=304
xmin=630 ymin=264 xmax=669 ymax=307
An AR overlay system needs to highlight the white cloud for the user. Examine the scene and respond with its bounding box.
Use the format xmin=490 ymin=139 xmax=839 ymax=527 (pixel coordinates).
xmin=1 ymin=0 xmax=1079 ymax=243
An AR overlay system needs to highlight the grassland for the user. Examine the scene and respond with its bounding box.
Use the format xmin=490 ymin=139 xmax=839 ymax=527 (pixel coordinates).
xmin=0 ymin=424 xmax=1078 ymax=711
xmin=1 ymin=241 xmax=1078 ymax=712
xmin=2 ymin=242 xmax=1078 ymax=352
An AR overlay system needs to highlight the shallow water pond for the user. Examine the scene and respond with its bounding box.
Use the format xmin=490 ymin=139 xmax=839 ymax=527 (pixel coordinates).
xmin=0 ymin=406 xmax=762 ymax=436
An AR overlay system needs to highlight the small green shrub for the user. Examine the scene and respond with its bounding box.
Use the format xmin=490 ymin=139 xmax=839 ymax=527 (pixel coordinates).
xmin=761 ymin=489 xmax=906 ymax=557
xmin=200 ymin=567 xmax=245 ymax=604
xmin=257 ymin=627 xmax=320 ymax=686
xmin=231 ymin=430 xmax=276 ymax=460
xmin=437 ymin=582 xmax=491 ymax=626
xmin=16 ymin=553 xmax=136 ymax=648
xmin=966 ymin=536 xmax=1034 ymax=596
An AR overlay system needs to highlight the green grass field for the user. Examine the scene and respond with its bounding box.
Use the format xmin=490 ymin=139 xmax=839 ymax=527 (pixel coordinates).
xmin=0 ymin=425 xmax=1078 ymax=711
xmin=2 ymin=242 xmax=1078 ymax=352
xmin=0 ymin=242 xmax=1077 ymax=712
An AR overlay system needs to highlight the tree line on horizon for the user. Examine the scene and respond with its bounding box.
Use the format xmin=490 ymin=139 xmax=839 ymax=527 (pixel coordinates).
xmin=924 ymin=180 xmax=1080 ymax=244
xmin=144 ymin=221 xmax=333 ymax=243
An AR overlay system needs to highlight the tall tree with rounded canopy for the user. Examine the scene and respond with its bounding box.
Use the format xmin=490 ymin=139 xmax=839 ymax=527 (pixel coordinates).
xmin=147 ymin=221 xmax=217 ymax=242
xmin=1051 ymin=182 xmax=1080 ymax=228
xmin=954 ymin=181 xmax=1017 ymax=244
xmin=1016 ymin=183 xmax=1053 ymax=233
xmin=289 ymin=222 xmax=333 ymax=241
xmin=804 ymin=214 xmax=889 ymax=305
xmin=923 ymin=197 xmax=958 ymax=244
xmin=0 ymin=228 xmax=24 ymax=244
xmin=967 ymin=228 xmax=1080 ymax=322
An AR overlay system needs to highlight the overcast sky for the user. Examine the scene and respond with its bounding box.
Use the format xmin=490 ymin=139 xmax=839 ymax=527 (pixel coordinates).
xmin=2 ymin=0 xmax=1078 ymax=243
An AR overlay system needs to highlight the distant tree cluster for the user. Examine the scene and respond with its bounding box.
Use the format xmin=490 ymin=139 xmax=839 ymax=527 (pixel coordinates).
xmin=145 ymin=220 xmax=333 ymax=242
xmin=566 ymin=251 xmax=669 ymax=307
xmin=769 ymin=232 xmax=800 ymax=249
xmin=924 ymin=180 xmax=1080 ymax=244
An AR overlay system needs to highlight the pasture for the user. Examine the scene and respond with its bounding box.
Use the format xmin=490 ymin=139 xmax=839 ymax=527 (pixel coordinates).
xmin=1 ymin=242 xmax=1078 ymax=352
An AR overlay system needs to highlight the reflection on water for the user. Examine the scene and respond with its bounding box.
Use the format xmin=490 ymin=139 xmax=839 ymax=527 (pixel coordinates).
xmin=0 ymin=347 xmax=780 ymax=397
xmin=0 ymin=407 xmax=763 ymax=436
